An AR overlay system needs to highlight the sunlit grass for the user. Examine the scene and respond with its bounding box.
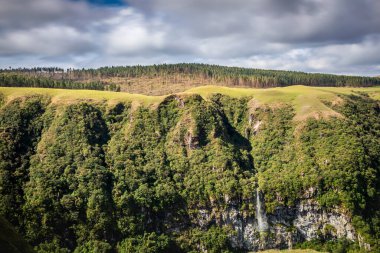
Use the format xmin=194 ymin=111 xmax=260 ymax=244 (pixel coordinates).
xmin=1 ymin=85 xmax=379 ymax=120
xmin=0 ymin=87 xmax=163 ymax=106
xmin=184 ymin=85 xmax=380 ymax=120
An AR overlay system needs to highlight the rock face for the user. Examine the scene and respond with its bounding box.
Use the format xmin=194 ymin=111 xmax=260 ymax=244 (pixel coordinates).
xmin=192 ymin=192 xmax=357 ymax=251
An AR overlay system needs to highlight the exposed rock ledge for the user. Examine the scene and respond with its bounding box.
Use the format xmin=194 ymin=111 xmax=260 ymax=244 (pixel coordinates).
xmin=193 ymin=199 xmax=357 ymax=251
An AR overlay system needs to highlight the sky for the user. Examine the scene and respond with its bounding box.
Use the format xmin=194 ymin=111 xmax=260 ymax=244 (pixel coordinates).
xmin=0 ymin=0 xmax=380 ymax=76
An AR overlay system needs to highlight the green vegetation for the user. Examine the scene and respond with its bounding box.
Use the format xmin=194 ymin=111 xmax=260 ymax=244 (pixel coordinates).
xmin=1 ymin=64 xmax=379 ymax=95
xmin=91 ymin=64 xmax=380 ymax=87
xmin=2 ymin=85 xmax=380 ymax=120
xmin=0 ymin=217 xmax=34 ymax=253
xmin=0 ymin=86 xmax=379 ymax=252
xmin=0 ymin=72 xmax=121 ymax=91
xmin=250 ymin=94 xmax=380 ymax=251
xmin=295 ymin=239 xmax=366 ymax=253
xmin=0 ymin=87 xmax=163 ymax=105
xmin=258 ymin=250 xmax=324 ymax=253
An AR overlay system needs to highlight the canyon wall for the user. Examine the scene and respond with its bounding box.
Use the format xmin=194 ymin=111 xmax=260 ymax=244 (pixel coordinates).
xmin=0 ymin=92 xmax=378 ymax=252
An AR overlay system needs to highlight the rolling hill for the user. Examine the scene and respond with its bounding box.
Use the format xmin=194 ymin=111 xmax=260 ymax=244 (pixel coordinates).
xmin=1 ymin=64 xmax=380 ymax=95
xmin=1 ymin=85 xmax=379 ymax=120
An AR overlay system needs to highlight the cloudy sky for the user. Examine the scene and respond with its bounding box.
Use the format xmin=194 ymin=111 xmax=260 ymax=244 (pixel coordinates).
xmin=0 ymin=0 xmax=380 ymax=75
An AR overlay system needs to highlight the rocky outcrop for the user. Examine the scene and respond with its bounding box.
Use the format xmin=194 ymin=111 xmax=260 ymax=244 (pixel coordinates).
xmin=192 ymin=194 xmax=358 ymax=251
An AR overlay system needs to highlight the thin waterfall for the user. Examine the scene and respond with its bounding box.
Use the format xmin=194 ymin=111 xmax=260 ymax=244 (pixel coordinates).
xmin=256 ymin=188 xmax=269 ymax=232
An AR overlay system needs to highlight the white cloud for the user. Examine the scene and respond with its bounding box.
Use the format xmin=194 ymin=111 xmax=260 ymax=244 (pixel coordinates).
xmin=0 ymin=0 xmax=379 ymax=75
xmin=103 ymin=9 xmax=166 ymax=55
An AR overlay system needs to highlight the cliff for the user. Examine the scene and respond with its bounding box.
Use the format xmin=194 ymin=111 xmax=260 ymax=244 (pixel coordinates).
xmin=0 ymin=86 xmax=379 ymax=252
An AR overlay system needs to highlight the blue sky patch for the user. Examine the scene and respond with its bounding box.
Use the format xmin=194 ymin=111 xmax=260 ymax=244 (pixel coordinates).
xmin=79 ymin=0 xmax=127 ymax=6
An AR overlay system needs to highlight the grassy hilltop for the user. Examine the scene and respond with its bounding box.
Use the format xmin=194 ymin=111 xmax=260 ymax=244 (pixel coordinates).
xmin=1 ymin=85 xmax=380 ymax=120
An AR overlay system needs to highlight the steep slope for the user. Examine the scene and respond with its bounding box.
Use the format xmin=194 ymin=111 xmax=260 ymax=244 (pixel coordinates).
xmin=0 ymin=86 xmax=379 ymax=252
xmin=0 ymin=217 xmax=34 ymax=253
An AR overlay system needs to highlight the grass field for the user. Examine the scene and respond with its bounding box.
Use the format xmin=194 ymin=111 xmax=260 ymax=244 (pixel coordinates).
xmin=184 ymin=85 xmax=380 ymax=120
xmin=1 ymin=85 xmax=379 ymax=120
xmin=0 ymin=87 xmax=164 ymax=106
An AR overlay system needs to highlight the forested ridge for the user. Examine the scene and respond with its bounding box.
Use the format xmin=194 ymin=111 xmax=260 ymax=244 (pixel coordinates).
xmin=0 ymin=89 xmax=379 ymax=253
xmin=1 ymin=64 xmax=379 ymax=95
xmin=0 ymin=72 xmax=119 ymax=92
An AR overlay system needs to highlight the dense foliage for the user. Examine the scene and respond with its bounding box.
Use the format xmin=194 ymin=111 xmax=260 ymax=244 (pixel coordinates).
xmin=250 ymin=94 xmax=380 ymax=251
xmin=0 ymin=72 xmax=120 ymax=91
xmin=0 ymin=217 xmax=34 ymax=253
xmin=0 ymin=91 xmax=379 ymax=252
xmin=1 ymin=63 xmax=379 ymax=91
xmin=93 ymin=64 xmax=380 ymax=87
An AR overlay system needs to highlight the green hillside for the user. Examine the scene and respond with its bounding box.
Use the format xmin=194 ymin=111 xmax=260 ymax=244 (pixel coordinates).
xmin=0 ymin=86 xmax=379 ymax=252
xmin=1 ymin=64 xmax=380 ymax=95
xmin=0 ymin=217 xmax=34 ymax=253
xmin=1 ymin=85 xmax=380 ymax=120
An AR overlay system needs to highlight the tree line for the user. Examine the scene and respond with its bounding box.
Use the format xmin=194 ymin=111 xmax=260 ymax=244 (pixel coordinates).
xmin=1 ymin=63 xmax=379 ymax=90
xmin=0 ymin=72 xmax=120 ymax=91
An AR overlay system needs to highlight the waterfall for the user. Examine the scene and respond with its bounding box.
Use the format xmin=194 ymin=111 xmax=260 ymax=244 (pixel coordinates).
xmin=256 ymin=188 xmax=269 ymax=232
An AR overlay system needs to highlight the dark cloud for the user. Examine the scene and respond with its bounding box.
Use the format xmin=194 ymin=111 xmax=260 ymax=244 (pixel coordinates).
xmin=0 ymin=0 xmax=112 ymax=31
xmin=0 ymin=25 xmax=95 ymax=56
xmin=0 ymin=0 xmax=379 ymax=75
xmin=127 ymin=0 xmax=380 ymax=44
